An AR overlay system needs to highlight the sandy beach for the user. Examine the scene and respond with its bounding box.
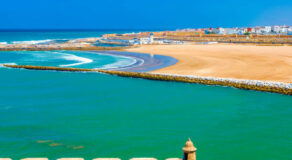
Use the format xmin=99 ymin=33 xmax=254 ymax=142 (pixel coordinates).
xmin=126 ymin=44 xmax=292 ymax=83
xmin=90 ymin=51 xmax=177 ymax=72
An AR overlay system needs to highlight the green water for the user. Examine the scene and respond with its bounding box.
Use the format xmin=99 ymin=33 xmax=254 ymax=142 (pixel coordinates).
xmin=0 ymin=51 xmax=291 ymax=160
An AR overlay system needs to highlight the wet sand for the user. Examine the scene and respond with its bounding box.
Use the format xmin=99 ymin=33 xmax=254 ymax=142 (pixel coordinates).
xmin=90 ymin=51 xmax=177 ymax=72
xmin=126 ymin=44 xmax=292 ymax=83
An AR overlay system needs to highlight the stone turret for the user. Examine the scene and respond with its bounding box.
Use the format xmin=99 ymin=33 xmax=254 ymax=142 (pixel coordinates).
xmin=183 ymin=138 xmax=197 ymax=160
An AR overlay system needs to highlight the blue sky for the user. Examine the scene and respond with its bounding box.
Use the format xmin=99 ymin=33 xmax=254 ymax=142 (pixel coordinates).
xmin=0 ymin=0 xmax=292 ymax=29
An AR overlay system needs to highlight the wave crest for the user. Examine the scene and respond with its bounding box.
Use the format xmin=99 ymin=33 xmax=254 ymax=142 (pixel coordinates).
xmin=0 ymin=63 xmax=17 ymax=67
xmin=59 ymin=53 xmax=93 ymax=67
xmin=0 ymin=42 xmax=8 ymax=45
xmin=11 ymin=39 xmax=54 ymax=45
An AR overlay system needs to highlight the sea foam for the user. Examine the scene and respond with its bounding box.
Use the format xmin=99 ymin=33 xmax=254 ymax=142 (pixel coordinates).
xmin=59 ymin=53 xmax=93 ymax=67
xmin=92 ymin=52 xmax=142 ymax=70
xmin=0 ymin=63 xmax=17 ymax=67
xmin=0 ymin=42 xmax=8 ymax=45
xmin=99 ymin=58 xmax=137 ymax=70
xmin=11 ymin=39 xmax=54 ymax=45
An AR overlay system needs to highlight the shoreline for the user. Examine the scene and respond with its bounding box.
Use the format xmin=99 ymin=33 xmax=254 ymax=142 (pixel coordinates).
xmin=0 ymin=50 xmax=178 ymax=72
xmin=1 ymin=43 xmax=291 ymax=95
xmin=2 ymin=64 xmax=291 ymax=95
xmin=91 ymin=51 xmax=178 ymax=72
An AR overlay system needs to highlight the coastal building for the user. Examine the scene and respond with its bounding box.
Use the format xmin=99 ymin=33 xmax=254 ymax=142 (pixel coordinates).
xmin=288 ymin=26 xmax=292 ymax=35
xmin=149 ymin=33 xmax=154 ymax=44
xmin=139 ymin=37 xmax=152 ymax=45
xmin=251 ymin=27 xmax=256 ymax=33
xmin=236 ymin=28 xmax=245 ymax=35
xmin=272 ymin=25 xmax=281 ymax=33
xmin=255 ymin=27 xmax=264 ymax=34
xmin=281 ymin=25 xmax=289 ymax=34
xmin=213 ymin=27 xmax=225 ymax=34
xmin=138 ymin=33 xmax=153 ymax=45
xmin=223 ymin=28 xmax=235 ymax=35
xmin=264 ymin=26 xmax=272 ymax=33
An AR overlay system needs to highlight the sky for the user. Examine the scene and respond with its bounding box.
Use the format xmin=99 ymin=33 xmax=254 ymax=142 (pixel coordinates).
xmin=0 ymin=0 xmax=292 ymax=30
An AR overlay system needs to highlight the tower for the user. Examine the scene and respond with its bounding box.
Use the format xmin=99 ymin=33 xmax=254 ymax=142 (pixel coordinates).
xmin=149 ymin=33 xmax=154 ymax=44
xmin=183 ymin=138 xmax=197 ymax=160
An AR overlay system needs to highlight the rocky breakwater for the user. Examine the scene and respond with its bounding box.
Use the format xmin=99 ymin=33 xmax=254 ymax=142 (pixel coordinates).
xmin=3 ymin=64 xmax=292 ymax=95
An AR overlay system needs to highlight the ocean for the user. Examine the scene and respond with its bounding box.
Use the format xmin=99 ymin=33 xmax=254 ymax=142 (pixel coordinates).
xmin=0 ymin=30 xmax=291 ymax=160
xmin=0 ymin=30 xmax=146 ymax=44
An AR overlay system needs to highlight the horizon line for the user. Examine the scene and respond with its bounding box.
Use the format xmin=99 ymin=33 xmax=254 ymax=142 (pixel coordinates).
xmin=0 ymin=28 xmax=172 ymax=32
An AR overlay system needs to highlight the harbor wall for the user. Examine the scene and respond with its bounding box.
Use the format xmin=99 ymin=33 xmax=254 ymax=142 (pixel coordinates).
xmin=0 ymin=158 xmax=180 ymax=160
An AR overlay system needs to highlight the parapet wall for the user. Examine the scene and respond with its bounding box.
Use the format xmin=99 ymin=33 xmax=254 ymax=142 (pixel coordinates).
xmin=0 ymin=139 xmax=196 ymax=160
xmin=0 ymin=158 xmax=181 ymax=160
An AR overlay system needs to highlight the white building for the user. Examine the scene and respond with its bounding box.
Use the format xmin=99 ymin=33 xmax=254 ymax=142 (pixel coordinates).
xmin=264 ymin=26 xmax=272 ymax=33
xmin=281 ymin=26 xmax=289 ymax=33
xmin=139 ymin=37 xmax=151 ymax=45
xmin=250 ymin=28 xmax=256 ymax=33
xmin=223 ymin=28 xmax=236 ymax=35
xmin=234 ymin=28 xmax=247 ymax=35
xmin=213 ymin=27 xmax=225 ymax=34
xmin=254 ymin=27 xmax=264 ymax=34
xmin=272 ymin=26 xmax=281 ymax=33
xmin=139 ymin=33 xmax=154 ymax=45
xmin=149 ymin=33 xmax=154 ymax=44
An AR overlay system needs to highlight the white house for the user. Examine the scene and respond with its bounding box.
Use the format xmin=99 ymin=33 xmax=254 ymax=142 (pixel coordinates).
xmin=281 ymin=26 xmax=289 ymax=33
xmin=149 ymin=33 xmax=154 ymax=44
xmin=272 ymin=26 xmax=281 ymax=33
xmin=212 ymin=27 xmax=225 ymax=34
xmin=250 ymin=28 xmax=256 ymax=33
xmin=139 ymin=37 xmax=151 ymax=45
xmin=223 ymin=28 xmax=235 ymax=35
xmin=255 ymin=27 xmax=263 ymax=34
xmin=139 ymin=33 xmax=154 ymax=45
xmin=264 ymin=26 xmax=272 ymax=33
xmin=288 ymin=26 xmax=292 ymax=32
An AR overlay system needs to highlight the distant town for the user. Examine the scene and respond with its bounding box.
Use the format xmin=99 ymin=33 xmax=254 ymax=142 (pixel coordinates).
xmin=101 ymin=25 xmax=292 ymax=46
xmin=1 ymin=25 xmax=292 ymax=51
xmin=177 ymin=25 xmax=292 ymax=35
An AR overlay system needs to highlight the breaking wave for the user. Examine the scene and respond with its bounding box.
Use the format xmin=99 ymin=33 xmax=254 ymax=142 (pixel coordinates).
xmin=0 ymin=42 xmax=8 ymax=45
xmin=0 ymin=63 xmax=17 ymax=68
xmin=10 ymin=39 xmax=69 ymax=45
xmin=11 ymin=39 xmax=54 ymax=44
xmin=99 ymin=57 xmax=137 ymax=70
xmin=59 ymin=53 xmax=93 ymax=67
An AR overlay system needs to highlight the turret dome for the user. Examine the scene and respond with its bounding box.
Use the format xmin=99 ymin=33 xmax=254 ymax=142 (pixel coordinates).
xmin=183 ymin=138 xmax=197 ymax=152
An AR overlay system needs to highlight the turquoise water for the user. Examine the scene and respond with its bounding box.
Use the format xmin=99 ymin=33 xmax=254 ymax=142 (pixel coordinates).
xmin=0 ymin=35 xmax=292 ymax=160
xmin=0 ymin=51 xmax=136 ymax=70
xmin=0 ymin=67 xmax=291 ymax=160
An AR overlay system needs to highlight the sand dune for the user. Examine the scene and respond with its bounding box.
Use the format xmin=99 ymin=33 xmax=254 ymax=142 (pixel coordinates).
xmin=126 ymin=44 xmax=292 ymax=83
